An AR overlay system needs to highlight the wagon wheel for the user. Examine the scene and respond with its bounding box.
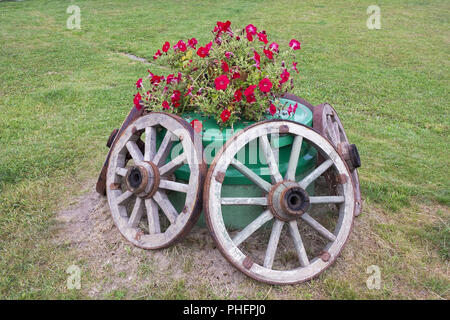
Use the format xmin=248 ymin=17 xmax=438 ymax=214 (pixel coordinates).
xmin=106 ymin=112 xmax=205 ymax=249
xmin=313 ymin=103 xmax=362 ymax=216
xmin=204 ymin=120 xmax=355 ymax=284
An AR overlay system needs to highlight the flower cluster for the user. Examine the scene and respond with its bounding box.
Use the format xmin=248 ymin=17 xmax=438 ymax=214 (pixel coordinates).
xmin=133 ymin=21 xmax=302 ymax=126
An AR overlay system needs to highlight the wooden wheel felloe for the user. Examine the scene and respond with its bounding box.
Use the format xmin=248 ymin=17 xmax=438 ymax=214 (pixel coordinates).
xmin=314 ymin=103 xmax=362 ymax=216
xmin=106 ymin=112 xmax=205 ymax=249
xmin=204 ymin=120 xmax=356 ymax=285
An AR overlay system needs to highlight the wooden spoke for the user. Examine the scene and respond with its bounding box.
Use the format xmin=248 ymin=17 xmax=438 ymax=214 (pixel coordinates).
xmin=298 ymin=159 xmax=333 ymax=189
xmin=153 ymin=131 xmax=174 ymax=166
xmin=309 ymin=196 xmax=344 ymax=204
xmin=301 ymin=213 xmax=337 ymax=242
xmin=158 ymin=153 xmax=186 ymax=176
xmin=128 ymin=197 xmax=145 ymax=228
xmin=285 ymin=135 xmax=303 ymax=180
xmin=145 ymin=198 xmax=160 ymax=234
xmin=288 ymin=220 xmax=309 ymax=267
xmin=259 ymin=135 xmax=283 ymax=183
xmin=230 ymin=158 xmax=272 ymax=192
xmin=220 ymin=197 xmax=268 ymax=206
xmin=116 ymin=190 xmax=133 ymax=204
xmin=159 ymin=179 xmax=189 ymax=193
xmin=263 ymin=220 xmax=284 ymax=269
xmin=116 ymin=167 xmax=128 ymax=177
xmin=232 ymin=210 xmax=273 ymax=247
xmin=153 ymin=191 xmax=178 ymax=224
xmin=144 ymin=126 xmax=157 ymax=161
xmin=126 ymin=141 xmax=144 ymax=162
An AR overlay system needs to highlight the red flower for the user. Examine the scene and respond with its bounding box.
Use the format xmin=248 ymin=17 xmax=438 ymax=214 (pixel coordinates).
xmin=162 ymin=100 xmax=169 ymax=109
xmin=244 ymin=85 xmax=257 ymax=103
xmin=279 ymin=69 xmax=290 ymax=84
xmin=153 ymin=49 xmax=162 ymax=60
xmin=269 ymin=42 xmax=279 ymax=52
xmin=214 ymin=75 xmax=230 ymax=90
xmin=190 ymin=119 xmax=202 ymax=133
xmin=259 ymin=78 xmax=272 ymax=93
xmin=257 ymin=32 xmax=268 ymax=44
xmin=220 ymin=109 xmax=231 ymax=122
xmin=292 ymin=62 xmax=299 ymax=73
xmin=289 ymin=39 xmax=301 ymax=50
xmin=205 ymin=42 xmax=213 ymax=50
xmin=225 ymin=51 xmax=233 ymax=59
xmin=184 ymin=86 xmax=193 ymax=97
xmin=136 ymin=78 xmax=143 ymax=88
xmin=174 ymin=40 xmax=187 ymax=52
xmin=245 ymin=24 xmax=257 ymax=35
xmin=263 ymin=48 xmax=273 ymax=60
xmin=234 ymin=89 xmax=242 ymax=102
xmin=133 ymin=92 xmax=142 ymax=110
xmin=253 ymin=50 xmax=261 ymax=69
xmin=221 ymin=60 xmax=229 ymax=72
xmin=244 ymin=85 xmax=257 ymax=96
xmin=197 ymin=46 xmax=208 ymax=58
xmin=269 ymin=103 xmax=277 ymax=116
xmin=246 ymin=33 xmax=253 ymax=42
xmin=216 ymin=20 xmax=231 ymax=33
xmin=188 ymin=38 xmax=198 ymax=49
xmin=166 ymin=74 xmax=175 ymax=84
xmin=162 ymin=41 xmax=170 ymax=53
xmin=171 ymin=90 xmax=181 ymax=105
xmin=232 ymin=72 xmax=241 ymax=79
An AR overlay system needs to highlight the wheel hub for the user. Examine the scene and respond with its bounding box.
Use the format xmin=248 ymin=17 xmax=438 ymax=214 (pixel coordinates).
xmin=125 ymin=162 xmax=160 ymax=198
xmin=268 ymin=181 xmax=310 ymax=221
xmin=337 ymin=142 xmax=361 ymax=172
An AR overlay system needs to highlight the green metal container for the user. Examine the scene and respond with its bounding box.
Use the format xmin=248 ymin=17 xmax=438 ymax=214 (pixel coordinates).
xmin=159 ymin=98 xmax=317 ymax=229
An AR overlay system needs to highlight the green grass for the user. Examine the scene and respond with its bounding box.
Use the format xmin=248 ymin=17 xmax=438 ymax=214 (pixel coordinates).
xmin=0 ymin=0 xmax=449 ymax=299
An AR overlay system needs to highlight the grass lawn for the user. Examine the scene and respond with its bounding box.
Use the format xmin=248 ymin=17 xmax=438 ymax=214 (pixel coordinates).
xmin=0 ymin=0 xmax=448 ymax=299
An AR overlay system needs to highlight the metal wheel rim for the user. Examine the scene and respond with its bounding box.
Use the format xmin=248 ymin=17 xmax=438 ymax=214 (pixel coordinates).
xmin=204 ymin=120 xmax=355 ymax=284
xmin=106 ymin=112 xmax=205 ymax=249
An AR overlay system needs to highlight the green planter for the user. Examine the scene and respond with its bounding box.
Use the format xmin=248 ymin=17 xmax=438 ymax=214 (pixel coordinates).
xmin=158 ymin=98 xmax=317 ymax=229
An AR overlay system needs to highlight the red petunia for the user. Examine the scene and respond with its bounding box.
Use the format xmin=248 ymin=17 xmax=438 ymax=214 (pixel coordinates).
xmin=220 ymin=109 xmax=231 ymax=122
xmin=174 ymin=40 xmax=187 ymax=52
xmin=162 ymin=41 xmax=170 ymax=53
xmin=289 ymin=39 xmax=301 ymax=50
xmin=269 ymin=103 xmax=277 ymax=116
xmin=234 ymin=89 xmax=242 ymax=102
xmin=269 ymin=42 xmax=279 ymax=52
xmin=136 ymin=78 xmax=143 ymax=88
xmin=205 ymin=42 xmax=213 ymax=50
xmin=252 ymin=50 xmax=261 ymax=69
xmin=216 ymin=20 xmax=231 ymax=33
xmin=187 ymin=38 xmax=198 ymax=49
xmin=214 ymin=75 xmax=230 ymax=90
xmin=134 ymin=92 xmax=142 ymax=110
xmin=279 ymin=69 xmax=290 ymax=84
xmin=162 ymin=100 xmax=169 ymax=109
xmin=225 ymin=51 xmax=233 ymax=59
xmin=153 ymin=49 xmax=162 ymax=60
xmin=184 ymin=86 xmax=193 ymax=97
xmin=259 ymin=78 xmax=273 ymax=93
xmin=190 ymin=119 xmax=202 ymax=133
xmin=257 ymin=32 xmax=268 ymax=44
xmin=245 ymin=24 xmax=257 ymax=35
xmin=197 ymin=46 xmax=208 ymax=58
xmin=171 ymin=90 xmax=181 ymax=105
xmin=263 ymin=48 xmax=273 ymax=60
xmin=292 ymin=62 xmax=299 ymax=73
xmin=246 ymin=33 xmax=253 ymax=42
xmin=232 ymin=72 xmax=241 ymax=79
xmin=221 ymin=60 xmax=229 ymax=73
xmin=244 ymin=85 xmax=257 ymax=103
